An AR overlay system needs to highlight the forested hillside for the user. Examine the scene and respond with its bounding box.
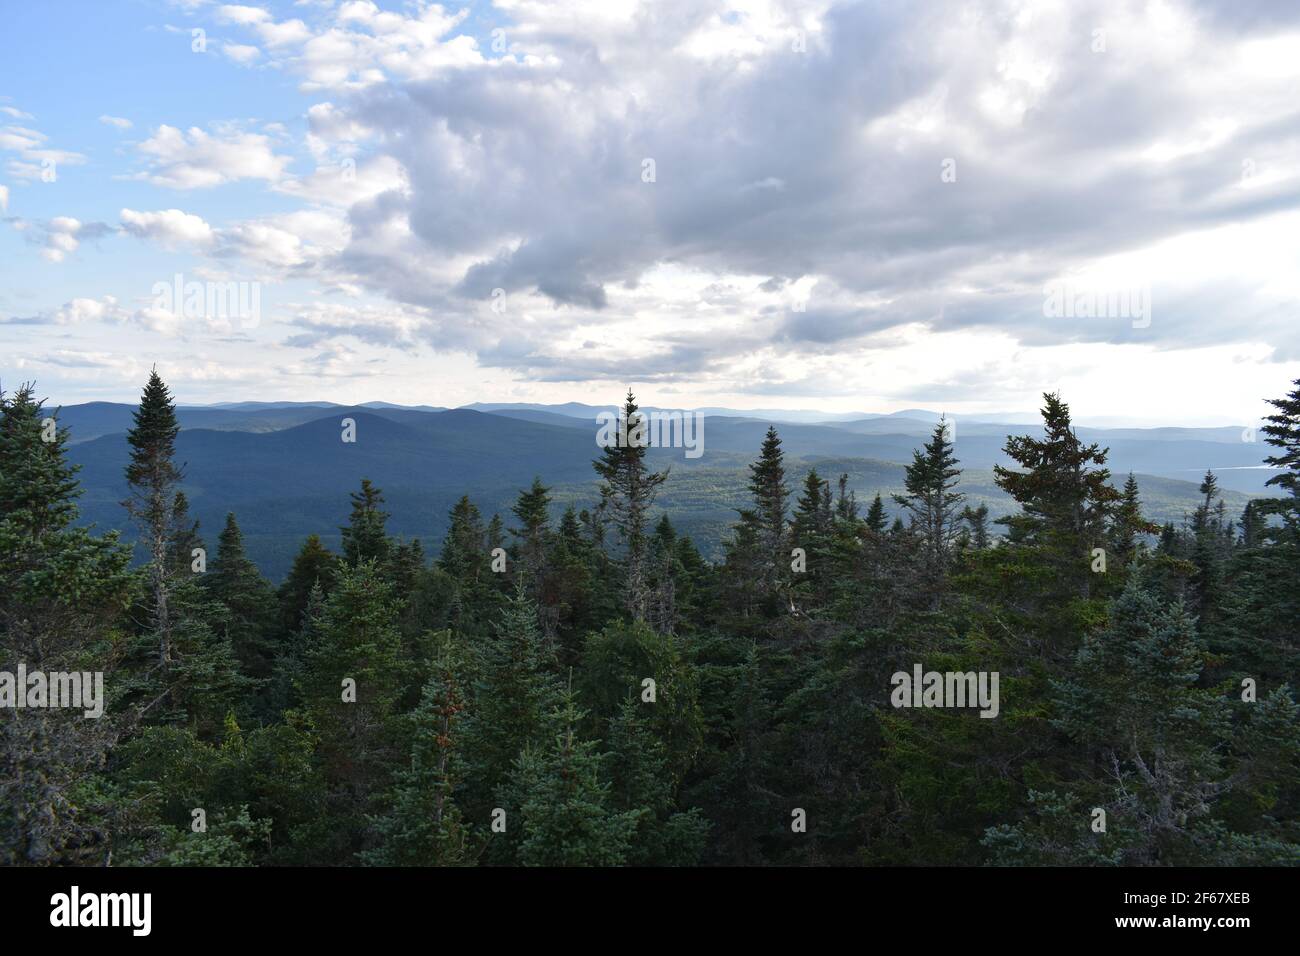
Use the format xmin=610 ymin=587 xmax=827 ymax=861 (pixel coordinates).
xmin=54 ymin=400 xmax=1265 ymax=581
xmin=2 ymin=373 xmax=1297 ymax=866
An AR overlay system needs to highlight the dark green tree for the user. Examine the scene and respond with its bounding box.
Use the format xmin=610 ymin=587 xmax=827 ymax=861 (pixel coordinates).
xmin=504 ymin=689 xmax=640 ymax=866
xmin=341 ymin=478 xmax=390 ymax=569
xmin=205 ymin=512 xmax=277 ymax=681
xmin=994 ymin=393 xmax=1120 ymax=599
xmin=122 ymin=369 xmax=184 ymax=666
xmin=893 ymin=419 xmax=964 ymax=583
xmin=592 ymin=391 xmax=669 ymax=621
xmin=0 ymin=384 xmax=136 ymax=865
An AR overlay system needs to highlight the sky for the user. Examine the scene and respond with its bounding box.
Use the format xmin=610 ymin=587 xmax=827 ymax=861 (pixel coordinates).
xmin=2 ymin=0 xmax=1299 ymax=426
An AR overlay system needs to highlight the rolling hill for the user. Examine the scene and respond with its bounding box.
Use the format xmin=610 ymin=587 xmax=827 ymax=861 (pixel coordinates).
xmin=52 ymin=399 xmax=1273 ymax=580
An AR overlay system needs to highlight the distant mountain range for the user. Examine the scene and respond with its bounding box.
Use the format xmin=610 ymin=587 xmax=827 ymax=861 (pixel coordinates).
xmin=52 ymin=399 xmax=1279 ymax=581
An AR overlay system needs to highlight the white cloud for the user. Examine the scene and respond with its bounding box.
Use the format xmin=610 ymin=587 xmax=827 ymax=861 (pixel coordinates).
xmin=120 ymin=207 xmax=216 ymax=249
xmin=41 ymin=218 xmax=87 ymax=263
xmin=49 ymin=296 xmax=125 ymax=325
xmin=215 ymin=5 xmax=271 ymax=27
xmin=222 ymin=42 xmax=263 ymax=64
xmin=136 ymin=124 xmax=291 ymax=188
xmin=0 ymin=121 xmax=87 ymax=179
xmin=99 ymin=115 xmax=133 ymax=130
xmin=216 ymin=208 xmax=349 ymax=270
xmin=15 ymin=0 xmax=1300 ymax=421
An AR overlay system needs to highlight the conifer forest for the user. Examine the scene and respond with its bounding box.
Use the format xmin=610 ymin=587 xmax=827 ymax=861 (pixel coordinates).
xmin=3 ymin=373 xmax=1297 ymax=868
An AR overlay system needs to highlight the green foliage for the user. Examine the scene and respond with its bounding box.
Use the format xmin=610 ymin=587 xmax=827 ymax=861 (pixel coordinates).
xmin=7 ymin=374 xmax=1298 ymax=868
xmin=503 ymin=690 xmax=640 ymax=866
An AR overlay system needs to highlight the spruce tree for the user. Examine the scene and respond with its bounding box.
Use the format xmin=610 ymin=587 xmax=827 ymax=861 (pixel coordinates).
xmin=994 ymin=393 xmax=1120 ymax=598
xmin=1108 ymin=473 xmax=1155 ymax=567
xmin=892 ymin=419 xmax=964 ymax=582
xmin=0 ymin=384 xmax=135 ymax=864
xmin=504 ymin=689 xmax=640 ymax=866
xmin=1189 ymin=470 xmax=1232 ymax=621
xmin=1025 ymin=574 xmax=1242 ymax=864
xmin=298 ymin=559 xmax=407 ymax=856
xmin=834 ymin=473 xmax=858 ymax=521
xmin=459 ymin=587 xmax=563 ymax=823
xmin=864 ymin=493 xmax=888 ymax=533
xmin=439 ymin=495 xmax=487 ymax=582
xmin=960 ymin=503 xmax=991 ymax=550
xmin=748 ymin=426 xmax=790 ymax=597
xmin=605 ymin=696 xmax=709 ymax=865
xmin=548 ymin=505 xmax=596 ymax=660
xmin=277 ymin=534 xmax=336 ymax=635
xmin=1261 ymin=376 xmax=1300 ymax=496
xmin=646 ymin=514 xmax=680 ymax=634
xmin=123 ymin=369 xmax=184 ymax=666
xmin=167 ymin=491 xmax=204 ymax=579
xmin=341 ymin=478 xmax=390 ymax=569
xmin=510 ymin=477 xmax=552 ymax=588
xmin=1238 ymin=500 xmax=1266 ymax=549
xmin=790 ymin=468 xmax=832 ymax=611
xmin=363 ymin=639 xmax=474 ymax=866
xmin=592 ymin=390 xmax=669 ymax=621
xmin=205 ymin=512 xmax=277 ymax=681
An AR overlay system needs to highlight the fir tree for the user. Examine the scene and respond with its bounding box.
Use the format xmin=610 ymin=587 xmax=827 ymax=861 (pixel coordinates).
xmin=864 ymin=493 xmax=888 ymax=533
xmin=504 ymin=689 xmax=640 ymax=866
xmin=834 ymin=473 xmax=859 ymax=522
xmin=1108 ymin=473 xmax=1155 ymax=567
xmin=592 ymin=390 xmax=669 ymax=621
xmin=1239 ymin=500 xmax=1266 ymax=549
xmin=363 ymin=639 xmax=474 ymax=866
xmin=341 ymin=478 xmax=390 ymax=569
xmin=439 ymin=495 xmax=488 ymax=582
xmin=277 ymin=534 xmax=336 ymax=635
xmin=605 ymin=697 xmax=710 ymax=865
xmin=1261 ymin=376 xmax=1300 ymax=496
xmin=892 ymin=419 xmax=964 ymax=583
xmin=960 ymin=503 xmax=991 ymax=550
xmin=748 ymin=426 xmax=790 ymax=598
xmin=122 ymin=369 xmax=184 ymax=667
xmin=205 ymin=512 xmax=277 ymax=681
xmin=994 ymin=393 xmax=1120 ymax=598
xmin=459 ymin=587 xmax=563 ymax=822
xmin=510 ymin=476 xmax=552 ymax=587
xmin=790 ymin=468 xmax=832 ymax=611
xmin=298 ymin=559 xmax=407 ymax=856
xmin=0 ymin=384 xmax=135 ymax=864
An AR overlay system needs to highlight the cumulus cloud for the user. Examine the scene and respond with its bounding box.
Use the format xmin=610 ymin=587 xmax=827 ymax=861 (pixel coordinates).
xmin=9 ymin=216 xmax=114 ymax=263
xmin=120 ymin=207 xmax=216 ymax=249
xmin=0 ymin=118 xmax=87 ymax=179
xmin=13 ymin=0 xmax=1300 ymax=416
xmin=235 ymin=0 xmax=1298 ymax=382
xmin=136 ymin=123 xmax=291 ymax=188
xmin=213 ymin=0 xmax=479 ymax=90
xmin=0 ymin=295 xmax=127 ymax=325
xmin=99 ymin=115 xmax=133 ymax=129
xmin=221 ymin=42 xmax=262 ymax=65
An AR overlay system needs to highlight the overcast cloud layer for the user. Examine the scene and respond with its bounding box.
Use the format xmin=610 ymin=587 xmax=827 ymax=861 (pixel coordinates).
xmin=2 ymin=0 xmax=1299 ymax=423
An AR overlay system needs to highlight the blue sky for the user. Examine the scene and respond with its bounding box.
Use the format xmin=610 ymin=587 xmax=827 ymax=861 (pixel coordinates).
xmin=3 ymin=0 xmax=1300 ymax=425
